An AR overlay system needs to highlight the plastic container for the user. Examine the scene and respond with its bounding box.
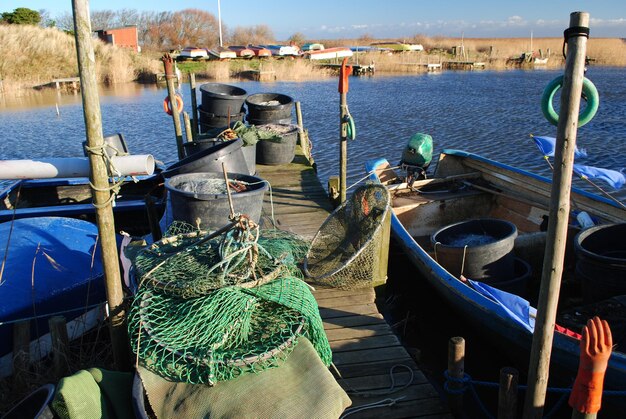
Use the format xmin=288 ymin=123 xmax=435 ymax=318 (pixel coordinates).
xmin=256 ymin=124 xmax=298 ymax=165
xmin=182 ymin=138 xmax=222 ymax=158
xmin=2 ymin=384 xmax=55 ymax=419
xmin=431 ymin=218 xmax=518 ymax=280
xmin=575 ymin=223 xmax=626 ymax=304
xmin=199 ymin=83 xmax=247 ymax=117
xmin=245 ymin=93 xmax=293 ymax=125
xmin=486 ymin=257 xmax=532 ymax=298
xmin=198 ymin=108 xmax=245 ymax=130
xmin=162 ymin=138 xmax=249 ymax=178
xmin=165 ymin=172 xmax=268 ymax=231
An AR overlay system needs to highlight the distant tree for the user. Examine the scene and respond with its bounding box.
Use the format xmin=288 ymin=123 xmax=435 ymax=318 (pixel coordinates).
xmin=55 ymin=11 xmax=74 ymax=33
xmin=1 ymin=7 xmax=41 ymax=25
xmin=38 ymin=9 xmax=55 ymax=27
xmin=288 ymin=32 xmax=306 ymax=47
xmin=90 ymin=10 xmax=117 ymax=30
xmin=158 ymin=9 xmax=220 ymax=49
xmin=228 ymin=24 xmax=275 ymax=46
xmin=358 ymin=33 xmax=374 ymax=45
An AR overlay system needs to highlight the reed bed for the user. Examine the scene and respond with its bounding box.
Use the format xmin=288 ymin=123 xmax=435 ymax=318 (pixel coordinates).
xmin=0 ymin=25 xmax=158 ymax=92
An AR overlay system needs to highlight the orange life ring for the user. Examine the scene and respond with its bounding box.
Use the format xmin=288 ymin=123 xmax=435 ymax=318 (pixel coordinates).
xmin=163 ymin=94 xmax=183 ymax=115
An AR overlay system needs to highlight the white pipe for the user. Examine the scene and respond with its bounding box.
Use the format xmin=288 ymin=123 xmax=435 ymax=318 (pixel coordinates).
xmin=218 ymin=0 xmax=223 ymax=47
xmin=0 ymin=155 xmax=155 ymax=179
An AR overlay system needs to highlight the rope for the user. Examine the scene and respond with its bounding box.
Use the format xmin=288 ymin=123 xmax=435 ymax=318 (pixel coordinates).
xmin=443 ymin=369 xmax=626 ymax=418
xmin=84 ymin=142 xmax=133 ymax=208
xmin=340 ymin=397 xmax=406 ymax=418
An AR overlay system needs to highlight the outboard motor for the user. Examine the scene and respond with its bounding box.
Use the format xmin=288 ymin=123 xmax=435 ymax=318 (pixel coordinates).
xmin=400 ymin=132 xmax=433 ymax=184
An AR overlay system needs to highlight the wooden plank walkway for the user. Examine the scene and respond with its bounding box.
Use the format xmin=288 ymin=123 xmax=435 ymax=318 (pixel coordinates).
xmin=256 ymin=146 xmax=451 ymax=418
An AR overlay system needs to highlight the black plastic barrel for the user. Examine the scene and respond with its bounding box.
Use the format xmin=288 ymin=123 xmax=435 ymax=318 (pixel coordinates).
xmin=183 ymin=138 xmax=256 ymax=175
xmin=487 ymin=257 xmax=532 ymax=298
xmin=431 ymin=218 xmax=518 ymax=280
xmin=165 ymin=172 xmax=268 ymax=231
xmin=162 ymin=138 xmax=249 ymax=178
xmin=245 ymin=93 xmax=294 ymax=125
xmin=198 ymin=108 xmax=245 ymax=130
xmin=182 ymin=138 xmax=222 ymax=158
xmin=2 ymin=384 xmax=55 ymax=419
xmin=575 ymin=223 xmax=626 ymax=304
xmin=256 ymin=124 xmax=298 ymax=165
xmin=199 ymin=83 xmax=247 ymax=117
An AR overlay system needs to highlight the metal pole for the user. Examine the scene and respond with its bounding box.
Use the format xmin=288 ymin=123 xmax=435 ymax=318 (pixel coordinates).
xmin=72 ymin=0 xmax=129 ymax=370
xmin=217 ymin=0 xmax=223 ymax=47
xmin=523 ymin=11 xmax=590 ymax=418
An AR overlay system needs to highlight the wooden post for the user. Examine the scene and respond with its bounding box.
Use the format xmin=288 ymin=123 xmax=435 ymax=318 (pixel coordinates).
xmin=447 ymin=336 xmax=465 ymax=415
xmin=189 ymin=73 xmax=199 ymax=140
xmin=523 ymin=12 xmax=590 ymax=419
xmin=72 ymin=0 xmax=129 ymax=370
xmin=12 ymin=321 xmax=30 ymax=390
xmin=162 ymin=54 xmax=184 ymax=160
xmin=183 ymin=111 xmax=193 ymax=144
xmin=49 ymin=316 xmax=70 ymax=376
xmin=498 ymin=367 xmax=519 ymax=419
xmin=338 ymin=58 xmax=351 ymax=204
xmin=295 ymin=101 xmax=310 ymax=160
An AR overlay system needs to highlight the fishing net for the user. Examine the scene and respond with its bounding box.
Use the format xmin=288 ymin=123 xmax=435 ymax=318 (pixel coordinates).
xmin=128 ymin=218 xmax=331 ymax=385
xmin=304 ymin=183 xmax=390 ymax=289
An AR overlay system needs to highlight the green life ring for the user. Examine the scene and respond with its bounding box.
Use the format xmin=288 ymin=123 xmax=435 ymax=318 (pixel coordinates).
xmin=345 ymin=115 xmax=356 ymax=140
xmin=541 ymin=75 xmax=599 ymax=127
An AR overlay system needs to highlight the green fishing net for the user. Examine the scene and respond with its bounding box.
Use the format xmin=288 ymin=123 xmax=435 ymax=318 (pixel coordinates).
xmin=128 ymin=219 xmax=331 ymax=385
xmin=304 ymin=183 xmax=390 ymax=289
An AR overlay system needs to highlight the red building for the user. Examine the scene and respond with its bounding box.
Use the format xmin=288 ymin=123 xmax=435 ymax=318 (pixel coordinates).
xmin=95 ymin=26 xmax=139 ymax=52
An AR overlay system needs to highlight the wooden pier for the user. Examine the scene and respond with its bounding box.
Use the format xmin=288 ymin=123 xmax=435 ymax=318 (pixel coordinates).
xmin=316 ymin=63 xmax=376 ymax=76
xmin=34 ymin=77 xmax=81 ymax=91
xmin=442 ymin=60 xmax=486 ymax=70
xmin=256 ymin=146 xmax=451 ymax=418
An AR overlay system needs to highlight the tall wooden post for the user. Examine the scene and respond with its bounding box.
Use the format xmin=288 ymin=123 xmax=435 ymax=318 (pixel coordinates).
xmin=523 ymin=12 xmax=590 ymax=418
xmin=72 ymin=0 xmax=129 ymax=370
xmin=295 ymin=101 xmax=309 ymax=160
xmin=189 ymin=73 xmax=199 ymax=139
xmin=162 ymin=54 xmax=184 ymax=160
xmin=338 ymin=58 xmax=351 ymax=204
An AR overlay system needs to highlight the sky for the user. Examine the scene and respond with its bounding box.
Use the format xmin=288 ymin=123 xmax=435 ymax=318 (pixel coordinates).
xmin=3 ymin=0 xmax=625 ymax=39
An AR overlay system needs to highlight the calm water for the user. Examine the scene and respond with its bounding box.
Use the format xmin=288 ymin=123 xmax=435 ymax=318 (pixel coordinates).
xmin=1 ymin=67 xmax=625 ymax=199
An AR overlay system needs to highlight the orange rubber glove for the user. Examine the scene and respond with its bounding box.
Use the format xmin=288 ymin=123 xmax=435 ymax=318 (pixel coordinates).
xmin=568 ymin=316 xmax=613 ymax=414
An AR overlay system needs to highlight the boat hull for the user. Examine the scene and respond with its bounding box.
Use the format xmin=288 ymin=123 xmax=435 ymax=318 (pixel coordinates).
xmin=366 ymin=151 xmax=626 ymax=394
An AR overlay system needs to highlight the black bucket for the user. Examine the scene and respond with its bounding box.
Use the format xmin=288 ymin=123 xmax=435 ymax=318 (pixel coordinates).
xmin=431 ymin=218 xmax=518 ymax=280
xmin=245 ymin=93 xmax=293 ymax=125
xmin=486 ymin=257 xmax=532 ymax=298
xmin=198 ymin=108 xmax=245 ymax=130
xmin=2 ymin=384 xmax=55 ymax=419
xmin=165 ymin=172 xmax=268 ymax=231
xmin=575 ymin=223 xmax=626 ymax=304
xmin=256 ymin=124 xmax=298 ymax=165
xmin=162 ymin=138 xmax=249 ymax=178
xmin=199 ymin=83 xmax=247 ymax=117
xmin=182 ymin=138 xmax=222 ymax=158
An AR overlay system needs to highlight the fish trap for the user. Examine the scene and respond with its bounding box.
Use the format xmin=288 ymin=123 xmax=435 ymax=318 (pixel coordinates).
xmin=128 ymin=219 xmax=331 ymax=385
xmin=304 ymin=183 xmax=391 ymax=289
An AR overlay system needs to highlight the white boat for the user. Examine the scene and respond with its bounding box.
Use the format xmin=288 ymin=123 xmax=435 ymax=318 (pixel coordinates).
xmin=208 ymin=47 xmax=237 ymax=60
xmin=259 ymin=44 xmax=300 ymax=56
xmin=302 ymin=47 xmax=353 ymax=60
xmin=178 ymin=47 xmax=208 ymax=60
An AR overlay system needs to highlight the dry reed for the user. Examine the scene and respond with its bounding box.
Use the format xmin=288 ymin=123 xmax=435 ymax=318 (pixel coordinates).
xmin=0 ymin=25 xmax=155 ymax=91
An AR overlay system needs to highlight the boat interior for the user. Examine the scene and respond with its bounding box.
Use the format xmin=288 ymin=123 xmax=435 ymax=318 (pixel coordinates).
xmin=375 ymin=152 xmax=626 ymax=348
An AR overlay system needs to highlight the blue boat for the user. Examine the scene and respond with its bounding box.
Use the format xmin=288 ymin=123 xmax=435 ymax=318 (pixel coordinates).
xmin=366 ymin=149 xmax=626 ymax=394
xmin=0 ymin=174 xmax=165 ymax=237
xmin=0 ymin=217 xmax=108 ymax=377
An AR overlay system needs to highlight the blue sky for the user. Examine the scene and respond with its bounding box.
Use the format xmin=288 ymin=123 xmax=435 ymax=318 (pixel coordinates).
xmin=3 ymin=1 xmax=625 ymax=39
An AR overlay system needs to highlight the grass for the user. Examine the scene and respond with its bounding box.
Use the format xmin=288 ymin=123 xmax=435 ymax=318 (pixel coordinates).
xmin=0 ymin=25 xmax=159 ymax=92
